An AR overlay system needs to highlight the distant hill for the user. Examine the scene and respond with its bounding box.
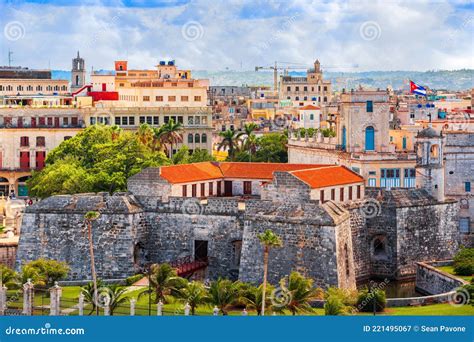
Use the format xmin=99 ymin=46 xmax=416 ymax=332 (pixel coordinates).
xmin=52 ymin=69 xmax=474 ymax=91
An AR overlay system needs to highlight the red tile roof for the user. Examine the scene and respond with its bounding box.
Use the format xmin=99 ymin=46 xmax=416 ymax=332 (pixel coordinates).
xmin=219 ymin=162 xmax=324 ymax=179
xmin=299 ymin=105 xmax=320 ymax=110
xmin=159 ymin=162 xmax=364 ymax=188
xmin=290 ymin=166 xmax=364 ymax=189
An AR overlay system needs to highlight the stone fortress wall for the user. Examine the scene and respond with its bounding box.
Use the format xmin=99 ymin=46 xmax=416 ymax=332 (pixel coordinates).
xmin=15 ymin=168 xmax=461 ymax=289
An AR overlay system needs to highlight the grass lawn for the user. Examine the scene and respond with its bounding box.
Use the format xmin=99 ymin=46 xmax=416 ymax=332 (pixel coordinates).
xmin=436 ymin=266 xmax=472 ymax=282
xmin=6 ymin=285 xmax=473 ymax=316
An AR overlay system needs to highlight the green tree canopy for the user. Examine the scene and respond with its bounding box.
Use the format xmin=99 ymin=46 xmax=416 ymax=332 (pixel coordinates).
xmin=27 ymin=125 xmax=169 ymax=198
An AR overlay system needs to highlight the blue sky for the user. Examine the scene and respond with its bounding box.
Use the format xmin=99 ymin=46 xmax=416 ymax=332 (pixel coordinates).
xmin=0 ymin=0 xmax=473 ymax=71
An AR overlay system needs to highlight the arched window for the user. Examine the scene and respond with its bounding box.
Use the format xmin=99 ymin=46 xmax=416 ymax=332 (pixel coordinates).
xmin=188 ymin=133 xmax=193 ymax=143
xmin=371 ymin=236 xmax=387 ymax=259
xmin=430 ymin=144 xmax=439 ymax=158
xmin=195 ymin=134 xmax=200 ymax=144
xmin=201 ymin=133 xmax=207 ymax=143
xmin=365 ymin=126 xmax=375 ymax=151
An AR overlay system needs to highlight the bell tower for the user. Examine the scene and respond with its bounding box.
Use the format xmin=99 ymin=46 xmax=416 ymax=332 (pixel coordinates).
xmin=71 ymin=51 xmax=85 ymax=91
xmin=415 ymin=124 xmax=445 ymax=201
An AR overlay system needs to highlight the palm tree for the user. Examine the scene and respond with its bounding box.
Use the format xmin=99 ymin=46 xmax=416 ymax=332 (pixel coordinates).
xmin=84 ymin=211 xmax=100 ymax=315
xmin=136 ymin=123 xmax=155 ymax=147
xmin=102 ymin=285 xmax=129 ymax=316
xmin=139 ymin=263 xmax=183 ymax=305
xmin=275 ymin=271 xmax=322 ymax=315
xmin=239 ymin=283 xmax=274 ymax=315
xmin=0 ymin=264 xmax=18 ymax=287
xmin=110 ymin=125 xmax=122 ymax=141
xmin=155 ymin=119 xmax=183 ymax=158
xmin=81 ymin=279 xmax=104 ymax=315
xmin=176 ymin=281 xmax=208 ymax=315
xmin=208 ymin=278 xmax=241 ymax=315
xmin=217 ymin=129 xmax=243 ymax=161
xmin=257 ymin=229 xmax=282 ymax=316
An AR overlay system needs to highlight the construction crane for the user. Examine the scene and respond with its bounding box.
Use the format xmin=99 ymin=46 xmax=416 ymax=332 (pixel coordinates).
xmin=255 ymin=61 xmax=308 ymax=92
xmin=255 ymin=61 xmax=358 ymax=92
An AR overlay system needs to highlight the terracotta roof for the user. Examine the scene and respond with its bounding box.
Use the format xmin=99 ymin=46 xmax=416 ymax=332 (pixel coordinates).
xmin=218 ymin=162 xmax=324 ymax=179
xmin=159 ymin=162 xmax=223 ymax=183
xmin=158 ymin=162 xmax=364 ymax=188
xmin=290 ymin=166 xmax=364 ymax=189
xmin=299 ymin=105 xmax=320 ymax=110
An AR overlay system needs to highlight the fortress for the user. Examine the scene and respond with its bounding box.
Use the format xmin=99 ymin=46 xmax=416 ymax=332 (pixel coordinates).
xmin=16 ymin=147 xmax=461 ymax=289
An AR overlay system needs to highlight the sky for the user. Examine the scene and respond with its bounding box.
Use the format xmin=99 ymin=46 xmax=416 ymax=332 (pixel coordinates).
xmin=0 ymin=0 xmax=473 ymax=72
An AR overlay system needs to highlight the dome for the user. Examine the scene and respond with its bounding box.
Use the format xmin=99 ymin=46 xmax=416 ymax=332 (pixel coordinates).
xmin=417 ymin=127 xmax=439 ymax=138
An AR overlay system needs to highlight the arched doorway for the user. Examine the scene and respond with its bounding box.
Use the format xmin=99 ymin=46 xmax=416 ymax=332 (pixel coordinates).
xmin=365 ymin=126 xmax=375 ymax=151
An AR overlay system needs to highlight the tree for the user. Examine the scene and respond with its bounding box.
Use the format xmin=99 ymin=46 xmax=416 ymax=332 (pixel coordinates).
xmin=137 ymin=123 xmax=160 ymax=151
xmin=139 ymin=263 xmax=184 ymax=304
xmin=239 ymin=283 xmax=274 ymax=315
xmin=254 ymin=133 xmax=288 ymax=163
xmin=242 ymin=123 xmax=259 ymax=161
xmin=172 ymin=146 xmax=215 ymax=165
xmin=81 ymin=279 xmax=104 ymax=315
xmin=208 ymin=278 xmax=241 ymax=315
xmin=102 ymin=285 xmax=129 ymax=316
xmin=176 ymin=281 xmax=209 ymax=315
xmin=84 ymin=211 xmax=100 ymax=315
xmin=0 ymin=264 xmax=18 ymax=287
xmin=27 ymin=125 xmax=169 ymax=197
xmin=217 ymin=129 xmax=244 ymax=161
xmin=155 ymin=119 xmax=183 ymax=158
xmin=21 ymin=259 xmax=69 ymax=288
xmin=274 ymin=272 xmax=322 ymax=315
xmin=257 ymin=229 xmax=282 ymax=315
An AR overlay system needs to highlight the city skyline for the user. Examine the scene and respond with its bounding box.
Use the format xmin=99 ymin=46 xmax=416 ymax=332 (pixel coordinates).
xmin=1 ymin=0 xmax=473 ymax=72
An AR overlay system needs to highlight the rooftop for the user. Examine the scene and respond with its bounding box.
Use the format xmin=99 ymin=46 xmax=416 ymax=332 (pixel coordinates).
xmin=158 ymin=162 xmax=364 ymax=189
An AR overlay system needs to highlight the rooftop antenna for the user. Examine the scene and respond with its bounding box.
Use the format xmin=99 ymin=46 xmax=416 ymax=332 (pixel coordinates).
xmin=8 ymin=50 xmax=13 ymax=67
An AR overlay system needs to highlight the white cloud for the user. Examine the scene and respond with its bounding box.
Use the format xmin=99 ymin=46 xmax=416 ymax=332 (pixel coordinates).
xmin=0 ymin=0 xmax=472 ymax=71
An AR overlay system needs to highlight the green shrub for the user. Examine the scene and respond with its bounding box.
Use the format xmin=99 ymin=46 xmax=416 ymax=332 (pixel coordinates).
xmin=324 ymin=287 xmax=356 ymax=315
xmin=22 ymin=258 xmax=69 ymax=287
xmin=453 ymin=248 xmax=474 ymax=276
xmin=356 ymin=288 xmax=387 ymax=312
xmin=125 ymin=274 xmax=144 ymax=286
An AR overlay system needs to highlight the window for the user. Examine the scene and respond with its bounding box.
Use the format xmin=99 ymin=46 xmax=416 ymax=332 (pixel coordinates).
xmin=209 ymin=182 xmax=213 ymax=196
xmin=195 ymin=134 xmax=200 ymax=143
xmin=295 ymin=86 xmax=299 ymax=91
xmin=146 ymin=116 xmax=152 ymax=125
xmin=36 ymin=151 xmax=46 ymax=169
xmin=287 ymin=86 xmax=291 ymax=91
xmin=466 ymin=182 xmax=471 ymax=192
xmin=177 ymin=116 xmax=183 ymax=124
xmin=331 ymin=189 xmax=335 ymax=201
xmin=348 ymin=186 xmax=353 ymax=200
xmin=231 ymin=240 xmax=242 ymax=268
xmin=200 ymin=183 xmax=205 ymax=197
xmin=188 ymin=133 xmax=193 ymax=143
xmin=365 ymin=126 xmax=375 ymax=151
xmin=368 ymin=178 xmax=376 ymax=187
xmin=168 ymin=96 xmax=176 ymax=102
xmin=310 ymin=114 xmax=314 ymax=120
xmin=153 ymin=117 xmax=159 ymax=125
xmin=201 ymin=133 xmax=207 ymax=143
xmin=192 ymin=184 xmax=197 ymax=197
xmin=366 ymin=101 xmax=373 ymax=112
xmin=243 ymin=181 xmax=252 ymax=195
xmin=181 ymin=96 xmax=188 ymax=102
xmin=323 ymin=96 xmax=327 ymax=102
xmin=20 ymin=136 xmax=29 ymax=147
xmin=320 ymin=190 xmax=325 ymax=203
xmin=129 ymin=116 xmax=135 ymax=125
xmin=460 ymin=218 xmax=470 ymax=233
xmin=303 ymin=86 xmax=308 ymax=91
xmin=182 ymin=185 xmax=187 ymax=197
xmin=36 ymin=136 xmax=45 ymax=147
xmin=121 ymin=116 xmax=128 ymax=125
xmin=188 ymin=116 xmax=194 ymax=125
xmin=143 ymin=96 xmax=150 ymax=101
xmin=64 ymin=136 xmax=72 ymax=141
xmin=156 ymin=96 xmax=163 ymax=101
xmin=323 ymin=86 xmax=327 ymax=91
xmin=357 ymin=185 xmax=361 ymax=198
xmin=115 ymin=117 xmax=121 ymax=125
xmin=217 ymin=181 xmax=222 ymax=196
xmin=340 ymin=188 xmax=344 ymax=202
xmin=194 ymin=96 xmax=201 ymax=102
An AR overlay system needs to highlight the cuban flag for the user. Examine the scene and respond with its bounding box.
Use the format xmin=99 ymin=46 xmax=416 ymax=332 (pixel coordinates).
xmin=410 ymin=80 xmax=427 ymax=96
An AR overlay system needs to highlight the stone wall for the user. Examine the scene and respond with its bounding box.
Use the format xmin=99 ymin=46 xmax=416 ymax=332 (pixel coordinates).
xmin=261 ymin=171 xmax=312 ymax=203
xmin=415 ymin=261 xmax=467 ymax=295
xmin=15 ymin=193 xmax=148 ymax=280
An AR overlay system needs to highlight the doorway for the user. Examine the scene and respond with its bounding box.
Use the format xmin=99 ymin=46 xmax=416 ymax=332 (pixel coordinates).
xmin=224 ymin=181 xmax=233 ymax=196
xmin=194 ymin=240 xmax=208 ymax=261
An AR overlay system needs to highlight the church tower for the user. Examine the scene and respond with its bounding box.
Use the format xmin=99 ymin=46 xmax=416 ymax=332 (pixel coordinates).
xmin=415 ymin=125 xmax=445 ymax=201
xmin=71 ymin=51 xmax=85 ymax=91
